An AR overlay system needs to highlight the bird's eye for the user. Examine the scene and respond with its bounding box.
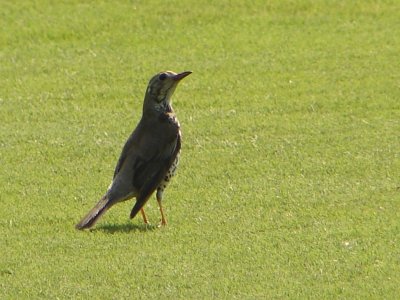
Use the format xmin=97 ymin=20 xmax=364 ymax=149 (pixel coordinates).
xmin=159 ymin=73 xmax=167 ymax=81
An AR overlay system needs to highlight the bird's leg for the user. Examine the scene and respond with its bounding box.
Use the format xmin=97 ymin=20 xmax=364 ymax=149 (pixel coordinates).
xmin=156 ymin=192 xmax=167 ymax=226
xmin=140 ymin=208 xmax=149 ymax=224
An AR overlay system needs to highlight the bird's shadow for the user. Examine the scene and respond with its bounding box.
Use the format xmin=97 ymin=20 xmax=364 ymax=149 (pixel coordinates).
xmin=95 ymin=222 xmax=158 ymax=234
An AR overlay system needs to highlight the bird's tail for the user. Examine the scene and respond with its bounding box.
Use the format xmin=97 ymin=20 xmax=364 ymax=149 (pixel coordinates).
xmin=75 ymin=195 xmax=111 ymax=230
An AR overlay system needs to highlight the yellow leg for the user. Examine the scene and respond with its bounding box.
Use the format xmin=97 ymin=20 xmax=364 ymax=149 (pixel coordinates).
xmin=157 ymin=197 xmax=167 ymax=226
xmin=140 ymin=208 xmax=149 ymax=224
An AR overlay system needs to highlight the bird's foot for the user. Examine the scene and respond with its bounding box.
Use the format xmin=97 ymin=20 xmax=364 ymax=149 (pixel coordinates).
xmin=157 ymin=220 xmax=167 ymax=228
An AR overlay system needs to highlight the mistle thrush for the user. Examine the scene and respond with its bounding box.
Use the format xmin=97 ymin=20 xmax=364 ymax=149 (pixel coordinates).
xmin=75 ymin=70 xmax=191 ymax=230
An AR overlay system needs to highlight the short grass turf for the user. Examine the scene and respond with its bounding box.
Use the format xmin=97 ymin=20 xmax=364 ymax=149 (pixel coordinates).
xmin=1 ymin=0 xmax=400 ymax=298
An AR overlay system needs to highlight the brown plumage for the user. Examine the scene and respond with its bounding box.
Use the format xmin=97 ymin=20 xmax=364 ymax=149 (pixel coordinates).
xmin=75 ymin=70 xmax=191 ymax=230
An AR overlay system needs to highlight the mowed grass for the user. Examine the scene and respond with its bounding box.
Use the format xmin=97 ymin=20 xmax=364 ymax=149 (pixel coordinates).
xmin=1 ymin=0 xmax=400 ymax=298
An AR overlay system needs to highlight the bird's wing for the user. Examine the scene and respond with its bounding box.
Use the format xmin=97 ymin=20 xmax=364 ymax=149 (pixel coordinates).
xmin=113 ymin=133 xmax=136 ymax=179
xmin=112 ymin=118 xmax=147 ymax=180
xmin=129 ymin=133 xmax=181 ymax=219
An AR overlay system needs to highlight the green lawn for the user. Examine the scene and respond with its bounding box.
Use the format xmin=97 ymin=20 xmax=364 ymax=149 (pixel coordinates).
xmin=1 ymin=0 xmax=400 ymax=298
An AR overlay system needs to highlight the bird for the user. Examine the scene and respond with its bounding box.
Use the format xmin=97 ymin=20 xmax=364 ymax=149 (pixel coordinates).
xmin=75 ymin=70 xmax=191 ymax=230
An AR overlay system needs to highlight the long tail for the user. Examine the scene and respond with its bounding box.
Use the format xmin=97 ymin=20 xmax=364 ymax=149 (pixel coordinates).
xmin=75 ymin=195 xmax=111 ymax=230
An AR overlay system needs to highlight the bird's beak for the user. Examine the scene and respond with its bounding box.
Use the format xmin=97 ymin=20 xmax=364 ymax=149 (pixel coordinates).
xmin=173 ymin=71 xmax=192 ymax=81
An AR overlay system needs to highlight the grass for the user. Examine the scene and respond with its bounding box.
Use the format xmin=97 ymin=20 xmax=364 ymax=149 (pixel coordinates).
xmin=1 ymin=0 xmax=400 ymax=298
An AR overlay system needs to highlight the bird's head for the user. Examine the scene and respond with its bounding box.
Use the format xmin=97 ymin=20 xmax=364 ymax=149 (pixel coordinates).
xmin=143 ymin=70 xmax=192 ymax=113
